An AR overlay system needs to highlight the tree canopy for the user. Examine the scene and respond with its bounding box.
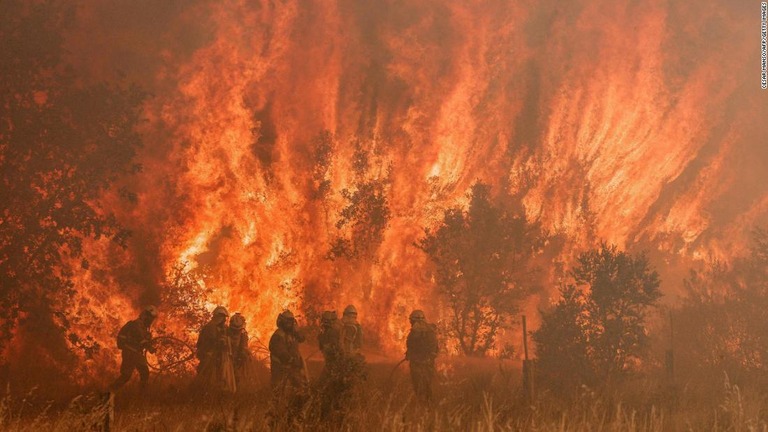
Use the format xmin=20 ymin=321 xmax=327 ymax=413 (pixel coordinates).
xmin=418 ymin=183 xmax=542 ymax=356
xmin=533 ymin=243 xmax=661 ymax=390
xmin=673 ymin=228 xmax=768 ymax=383
xmin=0 ymin=1 xmax=144 ymax=369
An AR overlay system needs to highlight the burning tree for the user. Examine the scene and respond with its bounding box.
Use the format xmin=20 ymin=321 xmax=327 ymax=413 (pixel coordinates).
xmin=329 ymin=140 xmax=391 ymax=261
xmin=330 ymin=179 xmax=391 ymax=260
xmin=533 ymin=243 xmax=661 ymax=390
xmin=418 ymin=183 xmax=542 ymax=356
xmin=309 ymin=130 xmax=334 ymax=202
xmin=328 ymin=139 xmax=391 ymax=300
xmin=0 ymin=2 xmax=144 ymax=371
xmin=146 ymin=263 xmax=211 ymax=375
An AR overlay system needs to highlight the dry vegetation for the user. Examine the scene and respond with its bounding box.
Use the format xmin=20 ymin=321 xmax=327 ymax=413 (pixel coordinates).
xmin=2 ymin=3 xmax=767 ymax=432
xmin=2 ymin=357 xmax=767 ymax=432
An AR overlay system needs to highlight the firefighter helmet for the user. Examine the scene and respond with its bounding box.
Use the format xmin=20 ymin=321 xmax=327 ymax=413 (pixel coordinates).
xmin=409 ymin=309 xmax=426 ymax=323
xmin=230 ymin=313 xmax=246 ymax=329
xmin=212 ymin=306 xmax=229 ymax=317
xmin=141 ymin=305 xmax=159 ymax=318
xmin=277 ymin=310 xmax=296 ymax=327
xmin=321 ymin=310 xmax=337 ymax=325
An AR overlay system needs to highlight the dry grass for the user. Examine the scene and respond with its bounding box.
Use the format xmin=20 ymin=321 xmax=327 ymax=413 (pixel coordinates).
xmin=2 ymin=360 xmax=767 ymax=431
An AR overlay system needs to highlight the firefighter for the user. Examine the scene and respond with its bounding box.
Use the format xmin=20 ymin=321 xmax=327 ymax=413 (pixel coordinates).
xmin=227 ymin=312 xmax=253 ymax=391
xmin=268 ymin=310 xmax=307 ymax=425
xmin=340 ymin=305 xmax=363 ymax=358
xmin=318 ymin=310 xmax=342 ymax=377
xmin=108 ymin=306 xmax=158 ymax=393
xmin=405 ymin=309 xmax=438 ymax=403
xmin=339 ymin=304 xmax=366 ymax=388
xmin=195 ymin=306 xmax=236 ymax=394
xmin=317 ymin=310 xmax=343 ymax=419
xmin=269 ymin=310 xmax=306 ymax=391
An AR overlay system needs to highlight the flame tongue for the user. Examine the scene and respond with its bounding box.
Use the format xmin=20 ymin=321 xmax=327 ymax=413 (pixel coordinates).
xmin=52 ymin=0 xmax=766 ymax=365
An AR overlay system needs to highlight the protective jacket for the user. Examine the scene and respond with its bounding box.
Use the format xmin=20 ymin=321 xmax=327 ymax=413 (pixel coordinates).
xmin=269 ymin=327 xmax=305 ymax=387
xmin=117 ymin=319 xmax=152 ymax=353
xmin=340 ymin=316 xmax=363 ymax=357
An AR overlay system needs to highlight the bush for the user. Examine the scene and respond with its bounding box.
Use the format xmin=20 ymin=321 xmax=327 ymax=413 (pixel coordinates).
xmin=534 ymin=243 xmax=661 ymax=392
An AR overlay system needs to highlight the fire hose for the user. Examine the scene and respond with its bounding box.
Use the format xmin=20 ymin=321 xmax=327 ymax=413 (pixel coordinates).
xmin=145 ymin=335 xmax=197 ymax=373
xmin=387 ymin=358 xmax=407 ymax=382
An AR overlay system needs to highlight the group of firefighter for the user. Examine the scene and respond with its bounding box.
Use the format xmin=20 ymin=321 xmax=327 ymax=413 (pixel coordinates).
xmin=107 ymin=304 xmax=439 ymax=417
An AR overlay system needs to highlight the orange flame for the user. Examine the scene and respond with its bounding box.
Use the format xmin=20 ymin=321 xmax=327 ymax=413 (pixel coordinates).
xmin=53 ymin=0 xmax=766 ymax=370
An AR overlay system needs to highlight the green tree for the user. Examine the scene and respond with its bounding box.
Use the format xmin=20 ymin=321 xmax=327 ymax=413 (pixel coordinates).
xmin=418 ymin=183 xmax=542 ymax=356
xmin=0 ymin=1 xmax=144 ymax=370
xmin=533 ymin=243 xmax=661 ymax=390
xmin=533 ymin=284 xmax=594 ymax=389
xmin=673 ymin=229 xmax=768 ymax=384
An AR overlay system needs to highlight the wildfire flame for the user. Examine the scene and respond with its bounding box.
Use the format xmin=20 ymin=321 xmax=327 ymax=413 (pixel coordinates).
xmin=42 ymin=0 xmax=766 ymax=374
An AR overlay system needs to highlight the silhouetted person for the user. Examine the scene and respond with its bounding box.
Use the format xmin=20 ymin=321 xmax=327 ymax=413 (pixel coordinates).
xmin=268 ymin=310 xmax=307 ymax=424
xmin=196 ymin=306 xmax=236 ymax=394
xmin=318 ymin=310 xmax=342 ymax=379
xmin=340 ymin=304 xmax=363 ymax=358
xmin=269 ymin=310 xmax=306 ymax=391
xmin=339 ymin=304 xmax=366 ymax=389
xmin=318 ymin=310 xmax=343 ymax=419
xmin=108 ymin=306 xmax=157 ymax=393
xmin=227 ymin=312 xmax=253 ymax=391
xmin=405 ymin=309 xmax=438 ymax=403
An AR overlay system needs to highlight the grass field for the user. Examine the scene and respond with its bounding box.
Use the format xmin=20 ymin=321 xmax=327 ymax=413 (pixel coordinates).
xmin=1 ymin=357 xmax=766 ymax=431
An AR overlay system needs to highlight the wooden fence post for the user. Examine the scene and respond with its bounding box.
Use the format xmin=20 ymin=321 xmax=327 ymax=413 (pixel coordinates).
xmin=522 ymin=315 xmax=535 ymax=402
